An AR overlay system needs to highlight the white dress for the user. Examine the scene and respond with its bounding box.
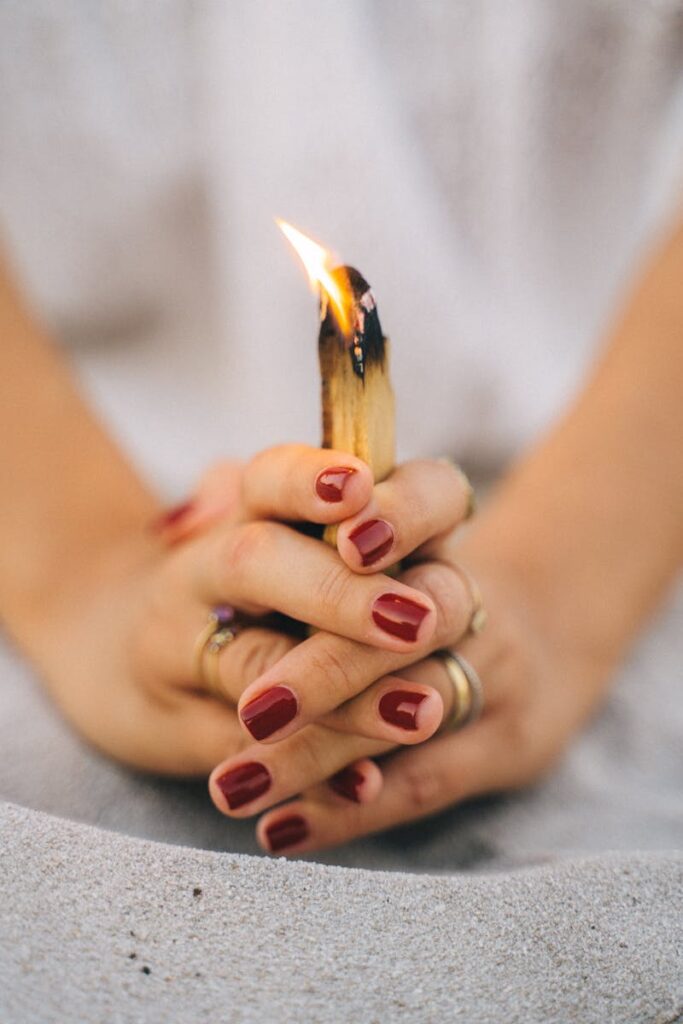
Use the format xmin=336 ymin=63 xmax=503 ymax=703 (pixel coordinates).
xmin=0 ymin=2 xmax=681 ymax=494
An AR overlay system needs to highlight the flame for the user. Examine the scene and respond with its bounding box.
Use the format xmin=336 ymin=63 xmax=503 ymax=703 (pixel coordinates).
xmin=277 ymin=219 xmax=352 ymax=335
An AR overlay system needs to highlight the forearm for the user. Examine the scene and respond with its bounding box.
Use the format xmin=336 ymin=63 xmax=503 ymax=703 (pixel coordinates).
xmin=0 ymin=257 xmax=160 ymax=630
xmin=467 ymin=220 xmax=683 ymax=685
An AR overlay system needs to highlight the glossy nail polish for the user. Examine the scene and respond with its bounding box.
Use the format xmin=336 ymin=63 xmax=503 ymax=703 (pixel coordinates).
xmin=150 ymin=500 xmax=195 ymax=532
xmin=315 ymin=466 xmax=357 ymax=502
xmin=240 ymin=686 xmax=298 ymax=741
xmin=215 ymin=761 xmax=271 ymax=810
xmin=372 ymin=594 xmax=430 ymax=642
xmin=348 ymin=519 xmax=394 ymax=567
xmin=265 ymin=814 xmax=309 ymax=853
xmin=379 ymin=690 xmax=427 ymax=731
xmin=329 ymin=766 xmax=364 ymax=802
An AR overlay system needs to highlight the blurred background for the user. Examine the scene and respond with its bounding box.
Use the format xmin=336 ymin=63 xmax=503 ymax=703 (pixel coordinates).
xmin=1 ymin=2 xmax=681 ymax=498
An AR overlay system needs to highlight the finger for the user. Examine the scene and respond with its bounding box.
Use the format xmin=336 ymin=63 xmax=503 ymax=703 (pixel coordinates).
xmin=109 ymin=685 xmax=246 ymax=777
xmin=242 ymin=444 xmax=373 ymax=523
xmin=134 ymin=571 xmax=298 ymax=702
xmin=327 ymin=758 xmax=384 ymax=805
xmin=337 ymin=459 xmax=473 ymax=573
xmin=208 ymin=723 xmax=393 ymax=818
xmin=316 ymin=649 xmax=469 ymax=744
xmin=151 ymin=460 xmax=245 ymax=543
xmin=159 ymin=694 xmax=247 ymax=775
xmin=256 ymin=717 xmax=509 ymax=854
xmin=196 ymin=626 xmax=298 ymax=705
xmin=318 ymin=673 xmax=445 ymax=745
xmin=256 ymin=756 xmax=384 ymax=836
xmin=235 ymin=561 xmax=471 ymax=742
xmin=201 ymin=520 xmax=437 ymax=651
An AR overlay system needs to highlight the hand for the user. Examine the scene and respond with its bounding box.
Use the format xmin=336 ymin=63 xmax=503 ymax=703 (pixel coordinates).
xmin=206 ymin=459 xmax=613 ymax=854
xmin=23 ymin=446 xmax=459 ymax=775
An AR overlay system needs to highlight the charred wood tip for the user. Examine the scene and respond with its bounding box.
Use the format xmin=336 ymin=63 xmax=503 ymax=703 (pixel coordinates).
xmin=319 ymin=265 xmax=386 ymax=380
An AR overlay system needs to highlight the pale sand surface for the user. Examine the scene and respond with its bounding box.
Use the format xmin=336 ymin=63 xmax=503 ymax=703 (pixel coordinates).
xmin=0 ymin=802 xmax=681 ymax=1024
xmin=0 ymin=584 xmax=681 ymax=1021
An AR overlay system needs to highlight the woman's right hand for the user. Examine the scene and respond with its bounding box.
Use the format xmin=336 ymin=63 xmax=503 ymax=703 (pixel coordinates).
xmin=21 ymin=445 xmax=453 ymax=776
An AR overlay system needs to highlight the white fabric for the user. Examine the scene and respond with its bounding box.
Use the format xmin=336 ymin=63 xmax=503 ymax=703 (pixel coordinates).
xmin=0 ymin=1 xmax=681 ymax=494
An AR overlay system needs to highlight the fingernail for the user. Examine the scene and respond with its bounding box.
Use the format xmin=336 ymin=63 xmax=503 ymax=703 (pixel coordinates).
xmin=150 ymin=500 xmax=195 ymax=532
xmin=315 ymin=466 xmax=357 ymax=502
xmin=215 ymin=761 xmax=271 ymax=810
xmin=348 ymin=519 xmax=394 ymax=567
xmin=265 ymin=814 xmax=309 ymax=853
xmin=329 ymin=766 xmax=364 ymax=802
xmin=372 ymin=594 xmax=430 ymax=642
xmin=240 ymin=685 xmax=298 ymax=741
xmin=379 ymin=690 xmax=428 ymax=731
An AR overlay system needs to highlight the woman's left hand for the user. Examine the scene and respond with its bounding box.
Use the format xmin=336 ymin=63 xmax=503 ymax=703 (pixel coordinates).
xmin=208 ymin=459 xmax=615 ymax=855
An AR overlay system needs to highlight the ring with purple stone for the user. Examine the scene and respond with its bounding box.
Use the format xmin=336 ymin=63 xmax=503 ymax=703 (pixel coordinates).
xmin=193 ymin=604 xmax=242 ymax=700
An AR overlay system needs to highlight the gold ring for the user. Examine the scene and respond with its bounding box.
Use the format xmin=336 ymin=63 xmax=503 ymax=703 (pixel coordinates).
xmin=193 ymin=605 xmax=241 ymax=699
xmin=450 ymin=560 xmax=487 ymax=637
xmin=435 ymin=649 xmax=484 ymax=731
xmin=202 ymin=626 xmax=239 ymax=697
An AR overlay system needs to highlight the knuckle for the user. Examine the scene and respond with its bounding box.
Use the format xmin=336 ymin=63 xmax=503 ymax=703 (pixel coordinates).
xmin=306 ymin=640 xmax=360 ymax=704
xmin=227 ymin=521 xmax=277 ymax=581
xmin=430 ymin=457 xmax=469 ymax=496
xmin=400 ymin=760 xmax=445 ymax=812
xmin=242 ymin=458 xmax=273 ymax=512
xmin=289 ymin=727 xmax=327 ymax=780
xmin=314 ymin=560 xmax=355 ymax=616
xmin=245 ymin=447 xmax=278 ymax=486
xmin=408 ymin=563 xmax=469 ymax=644
xmin=229 ymin=631 xmax=294 ymax=697
xmin=402 ymin=489 xmax=432 ymax=531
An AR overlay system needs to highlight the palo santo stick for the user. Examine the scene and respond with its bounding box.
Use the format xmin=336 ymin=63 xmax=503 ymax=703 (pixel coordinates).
xmin=318 ymin=266 xmax=395 ymax=546
xmin=277 ymin=220 xmax=395 ymax=547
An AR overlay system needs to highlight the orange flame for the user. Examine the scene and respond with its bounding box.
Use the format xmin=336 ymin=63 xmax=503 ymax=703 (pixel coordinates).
xmin=277 ymin=219 xmax=352 ymax=335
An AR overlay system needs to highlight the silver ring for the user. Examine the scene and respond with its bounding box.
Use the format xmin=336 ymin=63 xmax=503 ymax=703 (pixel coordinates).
xmin=435 ymin=649 xmax=485 ymax=731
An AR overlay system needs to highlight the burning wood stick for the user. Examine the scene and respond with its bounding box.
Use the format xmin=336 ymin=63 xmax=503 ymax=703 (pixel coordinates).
xmin=278 ymin=222 xmax=395 ymax=545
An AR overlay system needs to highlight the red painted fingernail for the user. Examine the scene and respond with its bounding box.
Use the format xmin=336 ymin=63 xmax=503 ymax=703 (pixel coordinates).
xmin=348 ymin=518 xmax=394 ymax=567
xmin=150 ymin=500 xmax=195 ymax=533
xmin=240 ymin=685 xmax=298 ymax=741
xmin=379 ymin=690 xmax=428 ymax=731
xmin=372 ymin=594 xmax=430 ymax=642
xmin=265 ymin=814 xmax=309 ymax=853
xmin=329 ymin=765 xmax=365 ymax=802
xmin=315 ymin=466 xmax=357 ymax=502
xmin=215 ymin=762 xmax=271 ymax=810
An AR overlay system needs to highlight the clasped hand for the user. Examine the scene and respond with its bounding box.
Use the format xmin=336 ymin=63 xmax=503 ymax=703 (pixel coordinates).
xmin=39 ymin=445 xmax=598 ymax=855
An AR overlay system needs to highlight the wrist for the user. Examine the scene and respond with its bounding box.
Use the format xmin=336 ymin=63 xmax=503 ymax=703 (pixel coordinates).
xmin=456 ymin=513 xmax=617 ymax=705
xmin=2 ymin=486 xmax=161 ymax=644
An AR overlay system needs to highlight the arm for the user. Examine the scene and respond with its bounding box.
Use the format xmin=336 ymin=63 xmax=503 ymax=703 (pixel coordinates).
xmin=470 ymin=218 xmax=683 ymax=689
xmin=0 ymin=257 xmax=160 ymax=641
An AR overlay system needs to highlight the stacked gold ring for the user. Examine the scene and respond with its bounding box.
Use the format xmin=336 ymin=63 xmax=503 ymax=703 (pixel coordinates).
xmin=435 ymin=649 xmax=485 ymax=732
xmin=193 ymin=605 xmax=241 ymax=700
